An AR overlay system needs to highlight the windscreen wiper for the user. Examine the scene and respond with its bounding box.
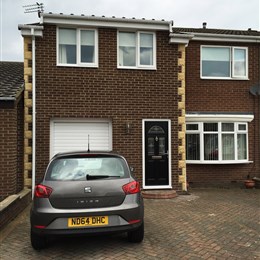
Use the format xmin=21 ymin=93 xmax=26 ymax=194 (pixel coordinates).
xmin=86 ymin=174 xmax=121 ymax=180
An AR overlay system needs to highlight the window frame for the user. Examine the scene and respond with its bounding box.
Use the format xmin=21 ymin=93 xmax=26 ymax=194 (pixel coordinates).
xmin=57 ymin=27 xmax=98 ymax=67
xmin=200 ymin=45 xmax=248 ymax=80
xmin=186 ymin=122 xmax=249 ymax=164
xmin=117 ymin=31 xmax=156 ymax=70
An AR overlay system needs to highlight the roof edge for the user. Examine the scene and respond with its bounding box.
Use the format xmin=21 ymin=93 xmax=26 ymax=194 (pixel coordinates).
xmin=18 ymin=25 xmax=44 ymax=37
xmin=41 ymin=13 xmax=171 ymax=31
xmin=189 ymin=32 xmax=260 ymax=42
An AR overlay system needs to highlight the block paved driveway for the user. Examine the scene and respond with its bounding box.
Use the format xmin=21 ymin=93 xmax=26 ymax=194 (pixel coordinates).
xmin=1 ymin=189 xmax=259 ymax=259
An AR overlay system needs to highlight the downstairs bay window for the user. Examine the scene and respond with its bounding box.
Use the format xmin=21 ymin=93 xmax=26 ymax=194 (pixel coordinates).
xmin=185 ymin=115 xmax=253 ymax=164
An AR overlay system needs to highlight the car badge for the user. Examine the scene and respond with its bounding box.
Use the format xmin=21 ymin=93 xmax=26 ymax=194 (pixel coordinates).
xmin=84 ymin=187 xmax=92 ymax=193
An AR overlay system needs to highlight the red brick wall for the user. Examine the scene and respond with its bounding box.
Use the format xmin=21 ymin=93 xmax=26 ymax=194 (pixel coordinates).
xmin=0 ymin=99 xmax=23 ymax=200
xmin=34 ymin=25 xmax=183 ymax=189
xmin=185 ymin=41 xmax=260 ymax=185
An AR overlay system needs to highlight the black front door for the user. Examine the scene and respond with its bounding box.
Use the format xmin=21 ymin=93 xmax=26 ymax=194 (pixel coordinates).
xmin=145 ymin=121 xmax=169 ymax=186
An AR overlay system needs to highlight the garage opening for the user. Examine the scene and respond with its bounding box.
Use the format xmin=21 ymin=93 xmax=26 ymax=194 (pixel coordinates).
xmin=50 ymin=119 xmax=112 ymax=157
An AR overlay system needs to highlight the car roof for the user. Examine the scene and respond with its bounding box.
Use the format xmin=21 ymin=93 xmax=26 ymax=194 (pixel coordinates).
xmin=52 ymin=151 xmax=124 ymax=160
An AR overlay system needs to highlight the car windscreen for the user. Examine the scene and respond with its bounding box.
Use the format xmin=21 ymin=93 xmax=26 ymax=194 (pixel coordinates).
xmin=45 ymin=156 xmax=129 ymax=181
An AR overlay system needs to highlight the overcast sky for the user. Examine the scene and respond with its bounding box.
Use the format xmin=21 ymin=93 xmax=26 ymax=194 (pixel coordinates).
xmin=0 ymin=0 xmax=259 ymax=61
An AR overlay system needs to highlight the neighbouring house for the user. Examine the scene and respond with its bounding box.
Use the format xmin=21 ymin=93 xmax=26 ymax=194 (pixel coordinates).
xmin=0 ymin=62 xmax=30 ymax=229
xmin=18 ymin=13 xmax=260 ymax=197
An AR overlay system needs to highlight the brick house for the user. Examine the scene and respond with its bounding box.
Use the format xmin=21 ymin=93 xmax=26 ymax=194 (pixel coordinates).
xmin=0 ymin=62 xmax=30 ymax=229
xmin=18 ymin=13 xmax=260 ymax=195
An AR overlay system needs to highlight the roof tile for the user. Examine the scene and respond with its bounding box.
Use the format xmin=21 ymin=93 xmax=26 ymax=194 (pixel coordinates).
xmin=0 ymin=62 xmax=24 ymax=100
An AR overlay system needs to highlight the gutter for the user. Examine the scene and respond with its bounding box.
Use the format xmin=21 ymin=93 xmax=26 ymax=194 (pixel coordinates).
xmin=186 ymin=32 xmax=260 ymax=43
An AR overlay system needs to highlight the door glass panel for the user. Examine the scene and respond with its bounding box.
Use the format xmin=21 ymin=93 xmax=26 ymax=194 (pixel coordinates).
xmin=159 ymin=137 xmax=165 ymax=155
xmin=148 ymin=125 xmax=165 ymax=134
xmin=148 ymin=137 xmax=155 ymax=155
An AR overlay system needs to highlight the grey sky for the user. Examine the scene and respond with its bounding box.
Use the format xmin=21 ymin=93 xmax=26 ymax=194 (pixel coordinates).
xmin=0 ymin=0 xmax=259 ymax=61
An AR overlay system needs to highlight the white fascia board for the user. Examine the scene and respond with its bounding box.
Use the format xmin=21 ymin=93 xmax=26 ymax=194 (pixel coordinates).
xmin=18 ymin=25 xmax=44 ymax=37
xmin=191 ymin=33 xmax=260 ymax=43
xmin=41 ymin=13 xmax=170 ymax=31
xmin=186 ymin=114 xmax=254 ymax=122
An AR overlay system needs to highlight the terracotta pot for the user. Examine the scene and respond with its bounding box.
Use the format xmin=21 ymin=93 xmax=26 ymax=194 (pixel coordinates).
xmin=244 ymin=180 xmax=255 ymax=189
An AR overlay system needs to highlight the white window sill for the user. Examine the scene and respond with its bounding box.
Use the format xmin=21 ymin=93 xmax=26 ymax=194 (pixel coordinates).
xmin=186 ymin=160 xmax=253 ymax=164
xmin=200 ymin=77 xmax=249 ymax=81
xmin=117 ymin=66 xmax=157 ymax=71
xmin=57 ymin=64 xmax=98 ymax=68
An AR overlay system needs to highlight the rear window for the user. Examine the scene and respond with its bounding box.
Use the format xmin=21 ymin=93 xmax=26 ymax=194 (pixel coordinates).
xmin=45 ymin=156 xmax=129 ymax=181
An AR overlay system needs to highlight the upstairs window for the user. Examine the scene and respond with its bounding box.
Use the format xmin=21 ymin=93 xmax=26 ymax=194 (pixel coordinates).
xmin=201 ymin=46 xmax=248 ymax=79
xmin=118 ymin=31 xmax=156 ymax=69
xmin=186 ymin=121 xmax=249 ymax=163
xmin=57 ymin=28 xmax=98 ymax=67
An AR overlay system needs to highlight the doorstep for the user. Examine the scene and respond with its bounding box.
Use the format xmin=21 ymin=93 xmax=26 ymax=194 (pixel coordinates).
xmin=142 ymin=189 xmax=178 ymax=199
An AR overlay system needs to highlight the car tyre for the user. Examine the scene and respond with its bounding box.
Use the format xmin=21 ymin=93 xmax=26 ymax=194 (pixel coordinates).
xmin=31 ymin=230 xmax=48 ymax=250
xmin=127 ymin=222 xmax=144 ymax=243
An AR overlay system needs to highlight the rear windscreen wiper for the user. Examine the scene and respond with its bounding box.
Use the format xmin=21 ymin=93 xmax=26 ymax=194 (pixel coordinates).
xmin=86 ymin=174 xmax=121 ymax=180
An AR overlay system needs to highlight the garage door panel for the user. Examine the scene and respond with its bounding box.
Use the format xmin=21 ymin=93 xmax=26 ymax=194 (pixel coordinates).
xmin=51 ymin=121 xmax=112 ymax=157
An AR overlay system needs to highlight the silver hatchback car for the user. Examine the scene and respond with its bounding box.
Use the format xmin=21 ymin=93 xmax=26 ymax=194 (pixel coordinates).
xmin=30 ymin=151 xmax=144 ymax=250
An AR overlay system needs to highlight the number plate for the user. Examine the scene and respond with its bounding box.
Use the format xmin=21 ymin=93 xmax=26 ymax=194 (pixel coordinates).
xmin=68 ymin=216 xmax=108 ymax=227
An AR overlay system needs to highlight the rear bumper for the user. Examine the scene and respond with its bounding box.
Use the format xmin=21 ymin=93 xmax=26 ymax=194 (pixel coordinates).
xmin=32 ymin=221 xmax=143 ymax=237
xmin=31 ymin=194 xmax=144 ymax=237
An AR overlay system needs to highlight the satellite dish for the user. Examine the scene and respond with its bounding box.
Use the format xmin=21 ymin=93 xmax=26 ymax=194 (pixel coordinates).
xmin=249 ymin=85 xmax=260 ymax=96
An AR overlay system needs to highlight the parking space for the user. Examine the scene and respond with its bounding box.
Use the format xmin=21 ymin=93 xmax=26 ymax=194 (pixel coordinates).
xmin=0 ymin=189 xmax=259 ymax=259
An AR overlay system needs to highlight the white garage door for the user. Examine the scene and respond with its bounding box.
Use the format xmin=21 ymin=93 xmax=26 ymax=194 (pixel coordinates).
xmin=50 ymin=120 xmax=112 ymax=157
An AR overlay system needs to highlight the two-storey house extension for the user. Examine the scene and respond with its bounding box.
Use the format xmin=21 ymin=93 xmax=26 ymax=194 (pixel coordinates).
xmin=19 ymin=13 xmax=190 ymax=197
xmin=18 ymin=13 xmax=259 ymax=196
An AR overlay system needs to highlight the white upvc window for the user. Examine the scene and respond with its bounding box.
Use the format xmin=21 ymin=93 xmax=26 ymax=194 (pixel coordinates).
xmin=186 ymin=122 xmax=249 ymax=164
xmin=201 ymin=46 xmax=248 ymax=79
xmin=118 ymin=31 xmax=156 ymax=69
xmin=57 ymin=28 xmax=98 ymax=67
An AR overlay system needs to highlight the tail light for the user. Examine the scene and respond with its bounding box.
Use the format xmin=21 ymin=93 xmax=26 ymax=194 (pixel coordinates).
xmin=34 ymin=184 xmax=52 ymax=198
xmin=122 ymin=181 xmax=140 ymax=194
xmin=34 ymin=225 xmax=46 ymax=229
xmin=128 ymin=219 xmax=141 ymax=224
